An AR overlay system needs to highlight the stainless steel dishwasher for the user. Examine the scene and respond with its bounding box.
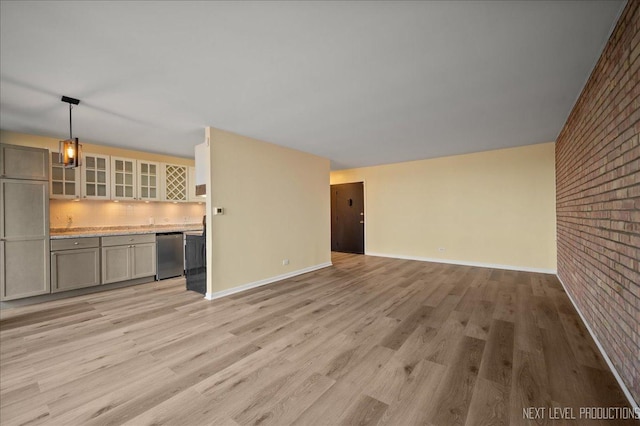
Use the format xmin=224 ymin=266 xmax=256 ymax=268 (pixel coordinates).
xmin=156 ymin=233 xmax=184 ymax=279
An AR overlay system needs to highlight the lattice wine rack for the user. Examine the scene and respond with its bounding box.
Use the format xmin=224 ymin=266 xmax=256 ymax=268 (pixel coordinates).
xmin=164 ymin=164 xmax=187 ymax=201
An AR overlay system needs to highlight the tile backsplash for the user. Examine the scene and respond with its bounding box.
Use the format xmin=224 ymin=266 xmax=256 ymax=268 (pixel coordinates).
xmin=50 ymin=199 xmax=205 ymax=229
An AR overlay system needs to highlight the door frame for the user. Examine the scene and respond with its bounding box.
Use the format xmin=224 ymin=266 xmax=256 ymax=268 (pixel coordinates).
xmin=330 ymin=179 xmax=367 ymax=254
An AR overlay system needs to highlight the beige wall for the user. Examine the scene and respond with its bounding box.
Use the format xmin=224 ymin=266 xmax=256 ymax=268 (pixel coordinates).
xmin=1 ymin=130 xmax=204 ymax=228
xmin=207 ymin=127 xmax=331 ymax=296
xmin=331 ymin=142 xmax=557 ymax=272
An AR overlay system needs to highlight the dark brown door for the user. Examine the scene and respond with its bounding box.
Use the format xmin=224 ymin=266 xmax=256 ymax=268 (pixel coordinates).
xmin=331 ymin=182 xmax=364 ymax=254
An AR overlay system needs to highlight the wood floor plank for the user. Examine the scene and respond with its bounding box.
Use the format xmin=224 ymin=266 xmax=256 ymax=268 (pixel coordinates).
xmin=514 ymin=284 xmax=542 ymax=353
xmin=377 ymin=359 xmax=447 ymax=425
xmin=380 ymin=305 xmax=431 ymax=350
xmin=47 ymin=367 xmax=180 ymax=426
xmin=231 ymin=367 xmax=316 ymax=424
xmin=493 ymin=290 xmax=516 ymax=323
xmin=43 ymin=354 xmax=168 ymax=417
xmin=366 ymin=353 xmax=426 ymax=405
xmin=0 ymin=398 xmax=50 ymax=426
xmin=423 ymin=310 xmax=470 ymax=366
xmin=425 ymin=294 xmax=461 ymax=328
xmin=235 ymin=372 xmax=335 ymax=426
xmin=465 ymin=377 xmax=509 ymax=426
xmin=429 ymin=336 xmax=486 ymax=426
xmin=465 ymin=300 xmax=495 ymax=340
xmin=337 ymin=394 xmax=388 ymax=426
xmin=509 ymin=349 xmax=553 ymax=426
xmin=393 ymin=324 xmax=438 ymax=371
xmin=531 ymin=295 xmax=560 ymax=330
xmin=0 ymin=382 xmax=40 ymax=409
xmin=36 ymin=338 xmax=142 ymax=392
xmin=558 ymin=312 xmax=608 ymax=370
xmin=0 ymin=253 xmax=632 ymax=426
xmin=540 ymin=324 xmax=590 ymax=407
xmin=578 ymin=366 xmax=638 ymax=425
xmin=456 ymin=287 xmax=482 ymax=313
xmin=479 ymin=319 xmax=514 ymax=387
xmin=122 ymin=388 xmax=237 ymax=426
xmin=385 ymin=279 xmax=438 ymax=320
xmin=85 ymin=344 xmax=263 ymax=425
xmin=291 ymin=345 xmax=394 ymax=425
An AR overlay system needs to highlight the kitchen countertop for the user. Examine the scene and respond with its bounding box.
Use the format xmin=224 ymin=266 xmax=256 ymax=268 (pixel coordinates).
xmin=50 ymin=224 xmax=204 ymax=239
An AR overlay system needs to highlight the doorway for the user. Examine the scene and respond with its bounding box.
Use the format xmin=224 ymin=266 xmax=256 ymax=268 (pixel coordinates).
xmin=331 ymin=182 xmax=364 ymax=254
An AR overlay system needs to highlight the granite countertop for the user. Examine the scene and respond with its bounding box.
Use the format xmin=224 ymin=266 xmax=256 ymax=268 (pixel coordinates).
xmin=50 ymin=224 xmax=204 ymax=239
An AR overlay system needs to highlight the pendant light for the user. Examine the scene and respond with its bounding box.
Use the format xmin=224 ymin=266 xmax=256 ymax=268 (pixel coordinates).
xmin=59 ymin=95 xmax=82 ymax=168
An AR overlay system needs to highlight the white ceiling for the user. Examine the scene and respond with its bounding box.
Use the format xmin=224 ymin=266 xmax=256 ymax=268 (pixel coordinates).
xmin=0 ymin=1 xmax=623 ymax=169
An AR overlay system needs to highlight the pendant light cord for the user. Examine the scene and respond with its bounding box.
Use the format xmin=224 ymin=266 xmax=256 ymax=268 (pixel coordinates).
xmin=69 ymin=104 xmax=73 ymax=140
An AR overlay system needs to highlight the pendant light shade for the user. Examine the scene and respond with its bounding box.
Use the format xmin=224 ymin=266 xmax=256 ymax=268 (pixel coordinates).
xmin=60 ymin=138 xmax=82 ymax=168
xmin=59 ymin=96 xmax=82 ymax=168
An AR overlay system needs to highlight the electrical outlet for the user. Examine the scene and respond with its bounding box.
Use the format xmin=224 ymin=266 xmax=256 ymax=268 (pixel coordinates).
xmin=437 ymin=247 xmax=446 ymax=252
xmin=282 ymin=259 xmax=290 ymax=266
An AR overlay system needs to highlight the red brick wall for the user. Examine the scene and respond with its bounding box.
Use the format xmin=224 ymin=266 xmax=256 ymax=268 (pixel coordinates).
xmin=556 ymin=0 xmax=639 ymax=404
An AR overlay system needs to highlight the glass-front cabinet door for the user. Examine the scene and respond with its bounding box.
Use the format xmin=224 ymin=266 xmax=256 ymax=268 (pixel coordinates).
xmin=137 ymin=161 xmax=160 ymax=201
xmin=81 ymin=153 xmax=111 ymax=200
xmin=111 ymin=157 xmax=137 ymax=200
xmin=50 ymin=152 xmax=79 ymax=199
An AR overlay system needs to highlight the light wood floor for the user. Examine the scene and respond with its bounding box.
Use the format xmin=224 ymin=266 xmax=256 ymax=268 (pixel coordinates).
xmin=0 ymin=253 xmax=633 ymax=426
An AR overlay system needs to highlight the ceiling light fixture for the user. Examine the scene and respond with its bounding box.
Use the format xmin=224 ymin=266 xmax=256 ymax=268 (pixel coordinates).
xmin=59 ymin=95 xmax=82 ymax=168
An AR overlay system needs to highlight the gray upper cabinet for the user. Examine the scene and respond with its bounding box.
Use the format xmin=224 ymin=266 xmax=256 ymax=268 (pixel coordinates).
xmin=0 ymin=143 xmax=49 ymax=181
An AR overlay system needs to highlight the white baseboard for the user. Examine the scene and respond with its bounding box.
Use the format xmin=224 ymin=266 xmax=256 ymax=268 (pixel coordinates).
xmin=366 ymin=252 xmax=557 ymax=274
xmin=204 ymin=262 xmax=332 ymax=301
xmin=555 ymin=274 xmax=638 ymax=411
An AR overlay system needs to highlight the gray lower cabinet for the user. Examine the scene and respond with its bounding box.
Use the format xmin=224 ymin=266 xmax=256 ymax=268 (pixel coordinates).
xmin=50 ymin=238 xmax=101 ymax=293
xmin=131 ymin=243 xmax=156 ymax=279
xmin=101 ymin=234 xmax=156 ymax=284
xmin=1 ymin=239 xmax=50 ymax=300
xmin=102 ymin=245 xmax=131 ymax=284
